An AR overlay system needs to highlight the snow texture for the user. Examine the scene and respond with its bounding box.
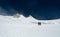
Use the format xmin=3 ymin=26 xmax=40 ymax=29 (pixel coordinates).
xmin=0 ymin=15 xmax=60 ymax=37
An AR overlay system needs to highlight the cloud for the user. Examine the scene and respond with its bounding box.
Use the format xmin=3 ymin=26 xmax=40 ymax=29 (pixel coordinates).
xmin=0 ymin=6 xmax=21 ymax=16
xmin=0 ymin=7 xmax=8 ymax=15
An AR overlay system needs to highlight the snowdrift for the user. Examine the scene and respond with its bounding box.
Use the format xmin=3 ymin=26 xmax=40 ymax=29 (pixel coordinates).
xmin=0 ymin=15 xmax=60 ymax=37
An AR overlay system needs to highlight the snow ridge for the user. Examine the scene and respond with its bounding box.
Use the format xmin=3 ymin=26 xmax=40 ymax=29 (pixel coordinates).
xmin=0 ymin=15 xmax=60 ymax=37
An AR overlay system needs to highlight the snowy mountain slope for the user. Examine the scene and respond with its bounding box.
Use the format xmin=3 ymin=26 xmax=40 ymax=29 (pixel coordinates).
xmin=0 ymin=15 xmax=60 ymax=37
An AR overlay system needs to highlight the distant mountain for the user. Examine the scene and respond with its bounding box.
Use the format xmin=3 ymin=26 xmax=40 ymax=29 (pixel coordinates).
xmin=0 ymin=15 xmax=60 ymax=37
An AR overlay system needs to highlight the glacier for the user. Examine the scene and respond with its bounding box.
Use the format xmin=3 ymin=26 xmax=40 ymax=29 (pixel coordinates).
xmin=0 ymin=15 xmax=60 ymax=37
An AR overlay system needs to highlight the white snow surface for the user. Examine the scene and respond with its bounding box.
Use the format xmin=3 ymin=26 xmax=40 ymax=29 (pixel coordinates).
xmin=0 ymin=15 xmax=60 ymax=37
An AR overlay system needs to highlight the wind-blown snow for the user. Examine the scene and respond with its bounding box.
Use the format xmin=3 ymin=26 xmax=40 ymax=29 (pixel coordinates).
xmin=0 ymin=15 xmax=60 ymax=37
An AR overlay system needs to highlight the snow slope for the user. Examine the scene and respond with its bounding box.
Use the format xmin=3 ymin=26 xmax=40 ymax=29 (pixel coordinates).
xmin=0 ymin=15 xmax=60 ymax=37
